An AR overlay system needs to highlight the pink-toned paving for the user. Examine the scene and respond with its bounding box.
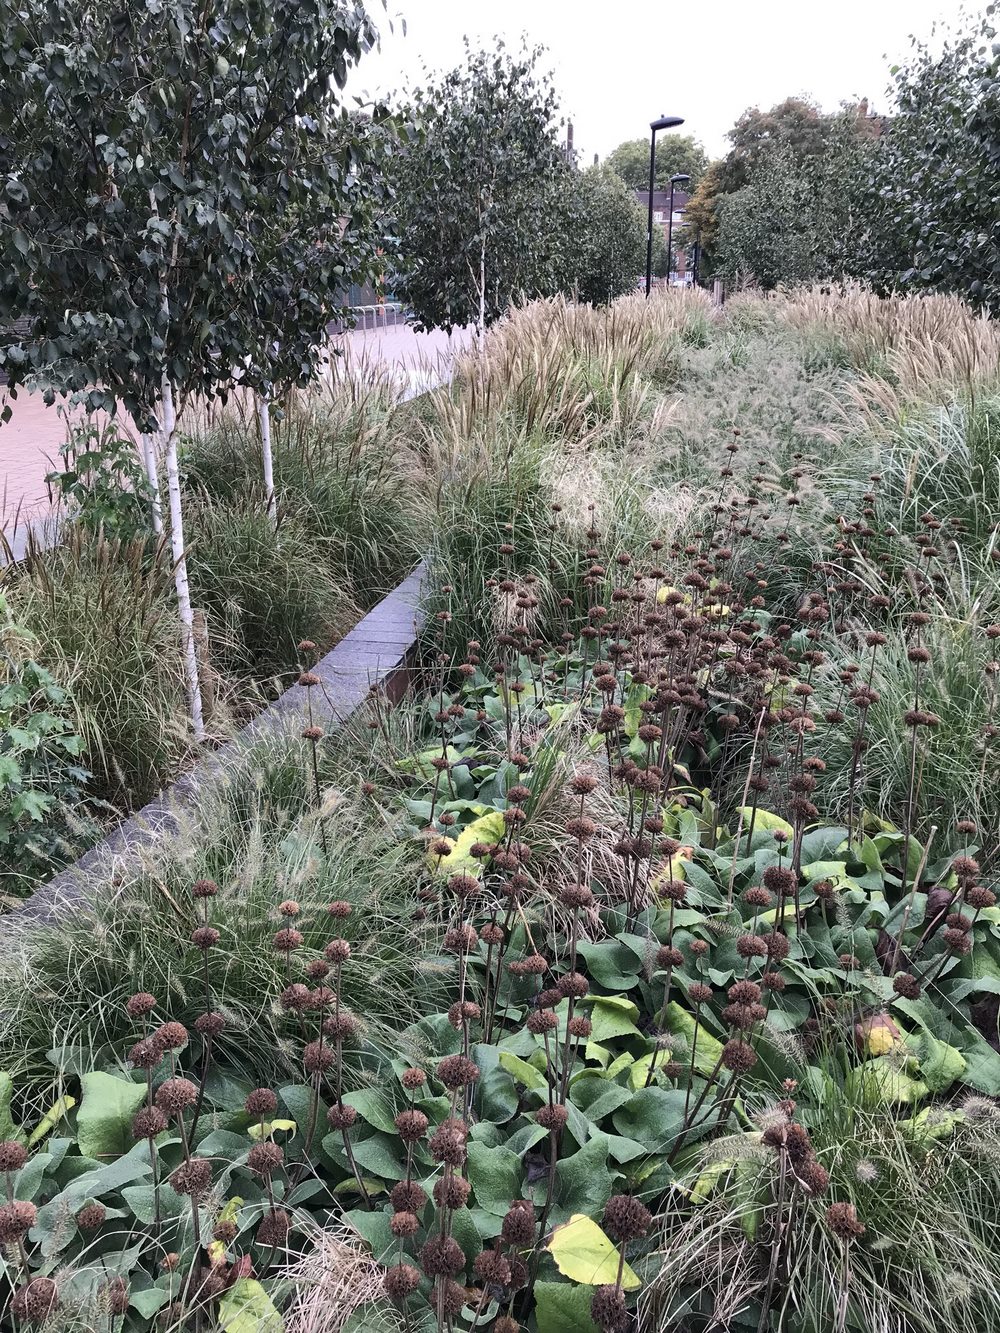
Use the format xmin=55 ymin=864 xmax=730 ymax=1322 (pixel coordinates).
xmin=1 ymin=321 xmax=471 ymax=546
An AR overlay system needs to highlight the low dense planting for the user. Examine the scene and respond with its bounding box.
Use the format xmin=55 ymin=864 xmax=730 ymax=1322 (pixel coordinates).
xmin=3 ymin=287 xmax=1000 ymax=1333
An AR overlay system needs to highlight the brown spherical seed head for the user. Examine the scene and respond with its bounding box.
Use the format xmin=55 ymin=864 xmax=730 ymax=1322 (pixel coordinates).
xmin=560 ymin=883 xmax=595 ymax=910
xmin=447 ymin=999 xmax=482 ymax=1029
xmin=527 ymin=1008 xmax=559 ymax=1034
xmin=443 ymin=924 xmax=479 ymax=954
xmin=104 ymin=1276 xmax=130 ymax=1316
xmin=161 ymin=1252 xmax=180 ymax=1273
xmin=494 ymin=1319 xmax=522 ymax=1333
xmin=213 ymin=1219 xmax=238 ymax=1243
xmin=892 ymin=972 xmax=922 ymax=1000
xmin=248 ymin=1141 xmax=284 ymax=1178
xmin=401 ymin=1067 xmax=427 ymax=1091
xmin=170 ymin=1156 xmax=213 ymax=1198
xmin=567 ymin=1015 xmax=593 ymax=1038
xmin=132 ymin=1106 xmax=168 ymax=1141
xmin=0 ymin=1200 xmax=37 ymax=1244
xmin=591 ymin=1284 xmax=628 ymax=1332
xmin=155 ymin=1020 xmax=189 ymax=1051
xmin=602 ymin=1193 xmax=652 ymax=1242
xmin=273 ymin=927 xmax=304 ymax=953
xmin=763 ymin=866 xmax=797 ymax=897
xmin=128 ymin=1038 xmax=163 ymax=1071
xmin=722 ymin=1039 xmax=758 ymax=1074
xmin=826 ymin=1201 xmax=865 ymax=1240
xmin=435 ymin=1280 xmax=468 ymax=1319
xmin=480 ymin=922 xmax=504 ymax=945
xmin=191 ymin=925 xmax=220 ymax=950
xmin=394 ymin=1109 xmax=429 ymax=1143
xmin=323 ymin=1011 xmax=359 ymax=1041
xmin=298 ymin=671 xmax=321 ymax=687
xmin=558 ymin=970 xmax=590 ymax=999
xmin=689 ymin=939 xmax=710 ymax=958
xmin=437 ymin=1054 xmax=480 ymax=1091
xmin=570 ymin=772 xmax=600 ymax=795
xmin=434 ymin=1174 xmax=472 ymax=1210
xmin=303 ymin=1040 xmax=335 ymax=1075
xmin=301 ymin=725 xmax=324 ymax=741
xmin=384 ymin=1264 xmax=421 ymax=1304
xmin=391 ymin=1180 xmax=428 ymax=1212
xmin=688 ymin=982 xmax=713 ymax=1004
xmin=535 ymin=1103 xmax=569 ymax=1132
xmin=744 ymin=886 xmax=772 ymax=908
xmin=76 ymin=1202 xmax=106 ymax=1231
xmin=241 ymin=1087 xmax=274 ymax=1119
xmin=280 ymin=982 xmax=311 ymax=1012
xmin=11 ymin=1277 xmax=59 ymax=1326
xmin=967 ymin=885 xmax=997 ymax=910
xmin=194 ymin=1011 xmax=226 ymax=1038
xmin=390 ymin=1210 xmax=420 ymax=1238
xmin=657 ymin=945 xmax=684 ymax=969
xmin=192 ymin=879 xmax=219 ymax=899
xmin=428 ymin=1124 xmax=467 ymax=1166
xmin=155 ymin=1077 xmax=199 ymax=1117
xmin=797 ymin=1159 xmax=830 ymax=1195
xmin=420 ymin=1234 xmax=465 ymax=1279
xmin=736 ymin=933 xmax=768 ymax=959
xmin=474 ymin=1248 xmax=512 ymax=1286
xmin=257 ymin=1207 xmax=291 ymax=1247
xmin=0 ymin=1141 xmax=27 ymax=1173
xmin=327 ymin=1102 xmax=358 ymax=1131
xmin=126 ymin=991 xmax=158 ymax=1018
xmin=501 ymin=1199 xmax=536 ymax=1245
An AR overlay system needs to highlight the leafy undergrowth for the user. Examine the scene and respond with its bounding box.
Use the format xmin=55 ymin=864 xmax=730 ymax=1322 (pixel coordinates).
xmin=5 ymin=486 xmax=1000 ymax=1333
xmin=5 ymin=286 xmax=1000 ymax=1331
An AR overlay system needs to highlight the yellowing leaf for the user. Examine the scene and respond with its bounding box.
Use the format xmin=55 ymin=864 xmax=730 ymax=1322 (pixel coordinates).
xmin=736 ymin=808 xmax=793 ymax=838
xmin=499 ymin=1051 xmax=548 ymax=1092
xmin=428 ymin=811 xmax=505 ymax=876
xmin=217 ymin=1197 xmax=244 ymax=1227
xmin=207 ymin=1239 xmax=227 ymax=1265
xmin=28 ymin=1095 xmax=76 ymax=1146
xmin=547 ymin=1214 xmax=641 ymax=1289
xmin=247 ymin=1119 xmax=296 ymax=1141
xmin=218 ymin=1278 xmax=283 ymax=1333
xmin=855 ymin=1014 xmax=902 ymax=1057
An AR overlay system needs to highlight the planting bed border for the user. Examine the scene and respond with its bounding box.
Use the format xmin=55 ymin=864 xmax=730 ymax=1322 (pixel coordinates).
xmin=4 ymin=562 xmax=427 ymax=931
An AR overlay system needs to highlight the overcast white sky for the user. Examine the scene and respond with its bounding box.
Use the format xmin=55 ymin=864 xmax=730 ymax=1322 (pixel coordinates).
xmin=355 ymin=0 xmax=969 ymax=160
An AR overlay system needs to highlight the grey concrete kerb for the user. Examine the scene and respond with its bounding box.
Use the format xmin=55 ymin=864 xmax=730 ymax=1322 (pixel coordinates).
xmin=4 ymin=561 xmax=427 ymax=931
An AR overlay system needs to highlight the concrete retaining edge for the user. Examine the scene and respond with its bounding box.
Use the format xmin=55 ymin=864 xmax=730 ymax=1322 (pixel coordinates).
xmin=5 ymin=561 xmax=427 ymax=931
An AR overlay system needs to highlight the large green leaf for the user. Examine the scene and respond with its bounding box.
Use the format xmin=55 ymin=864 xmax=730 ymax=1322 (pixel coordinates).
xmin=612 ymin=1086 xmax=688 ymax=1152
xmin=535 ymin=1280 xmax=600 ymax=1333
xmin=551 ymin=1137 xmax=614 ymax=1227
xmin=467 ymin=1140 xmax=523 ymax=1216
xmin=218 ymin=1279 xmax=283 ymax=1333
xmin=76 ymin=1072 xmax=147 ymax=1160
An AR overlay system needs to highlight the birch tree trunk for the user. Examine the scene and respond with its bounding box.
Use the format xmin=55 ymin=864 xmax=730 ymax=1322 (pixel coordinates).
xmin=139 ymin=433 xmax=163 ymax=535
xmin=257 ymin=391 xmax=276 ymax=524
xmin=161 ymin=375 xmax=206 ymax=742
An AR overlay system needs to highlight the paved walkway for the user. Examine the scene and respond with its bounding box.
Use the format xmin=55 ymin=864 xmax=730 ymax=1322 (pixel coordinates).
xmin=0 ymin=322 xmax=471 ymax=560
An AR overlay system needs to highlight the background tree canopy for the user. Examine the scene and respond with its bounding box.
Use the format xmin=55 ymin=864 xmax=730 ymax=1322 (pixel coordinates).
xmin=391 ymin=42 xmax=567 ymax=333
xmin=863 ymin=4 xmax=1000 ymax=309
xmin=604 ymin=133 xmax=708 ymax=190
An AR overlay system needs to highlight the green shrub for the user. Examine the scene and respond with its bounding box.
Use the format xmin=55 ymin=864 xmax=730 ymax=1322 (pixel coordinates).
xmin=3 ymin=530 xmax=191 ymax=809
xmin=185 ymin=497 xmax=358 ymax=685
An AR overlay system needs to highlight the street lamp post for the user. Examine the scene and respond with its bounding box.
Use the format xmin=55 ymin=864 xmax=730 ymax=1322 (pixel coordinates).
xmin=666 ymin=172 xmax=690 ymax=288
xmin=645 ymin=115 xmax=684 ymax=297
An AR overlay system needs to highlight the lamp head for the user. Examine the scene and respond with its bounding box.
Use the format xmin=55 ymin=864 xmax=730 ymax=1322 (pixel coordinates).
xmin=671 ymin=173 xmax=691 ymax=184
xmin=650 ymin=115 xmax=685 ymax=132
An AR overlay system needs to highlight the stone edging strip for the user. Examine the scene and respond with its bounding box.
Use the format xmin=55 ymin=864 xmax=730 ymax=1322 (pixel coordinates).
xmin=5 ymin=561 xmax=427 ymax=930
